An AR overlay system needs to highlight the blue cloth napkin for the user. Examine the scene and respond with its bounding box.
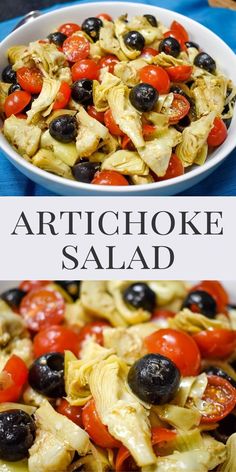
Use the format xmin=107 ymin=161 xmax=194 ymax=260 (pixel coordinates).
xmin=0 ymin=0 xmax=236 ymax=196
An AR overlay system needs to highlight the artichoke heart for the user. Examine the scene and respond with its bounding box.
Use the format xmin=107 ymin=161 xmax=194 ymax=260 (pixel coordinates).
xmin=93 ymin=70 xmax=121 ymax=112
xmin=99 ymin=20 xmax=127 ymax=60
xmin=170 ymin=308 xmax=230 ymax=334
xmin=107 ymin=281 xmax=152 ymax=324
xmin=152 ymin=52 xmax=191 ymax=68
xmin=7 ymin=45 xmax=28 ymax=65
xmin=32 ymin=149 xmax=74 ymax=180
xmin=176 ymin=111 xmax=216 ymax=167
xmin=113 ymin=59 xmax=146 ymax=87
xmin=76 ymin=106 xmax=109 ymax=158
xmin=0 ymin=81 xmax=10 ymax=113
xmin=41 ymin=129 xmax=79 ymax=166
xmin=102 ymin=150 xmax=149 ymax=176
xmin=3 ymin=115 xmax=41 ymax=157
xmin=192 ymin=74 xmax=228 ymax=118
xmin=114 ymin=17 xmax=142 ymax=60
xmin=27 ymin=77 xmax=61 ymax=124
xmin=27 ymin=41 xmax=68 ymax=79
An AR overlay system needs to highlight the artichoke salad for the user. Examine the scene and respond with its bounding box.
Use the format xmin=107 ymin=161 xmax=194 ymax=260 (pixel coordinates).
xmin=0 ymin=280 xmax=236 ymax=471
xmin=0 ymin=13 xmax=235 ymax=186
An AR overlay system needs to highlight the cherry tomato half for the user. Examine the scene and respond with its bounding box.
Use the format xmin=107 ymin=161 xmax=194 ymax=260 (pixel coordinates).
xmin=190 ymin=281 xmax=229 ymax=314
xmin=87 ymin=105 xmax=105 ymax=123
xmin=19 ymin=281 xmax=49 ymax=292
xmin=158 ymin=153 xmax=184 ymax=181
xmin=170 ymin=21 xmax=189 ymax=43
xmin=62 ymin=35 xmax=90 ymax=62
xmin=141 ymin=47 xmax=158 ymax=59
xmin=57 ymin=399 xmax=83 ymax=427
xmin=33 ymin=324 xmax=80 ymax=357
xmin=115 ymin=427 xmax=176 ymax=472
xmin=20 ymin=288 xmax=65 ymax=332
xmin=17 ymin=67 xmax=43 ymax=94
xmin=145 ymin=328 xmax=201 ymax=376
xmin=99 ymin=54 xmax=120 ymax=74
xmin=4 ymin=91 xmax=31 ymax=118
xmin=207 ymin=118 xmax=227 ymax=147
xmin=82 ymin=399 xmax=121 ymax=448
xmin=166 ymin=65 xmax=193 ymax=82
xmin=193 ymin=329 xmax=236 ymax=359
xmin=139 ymin=65 xmax=170 ymax=95
xmin=167 ymin=93 xmax=190 ymax=124
xmin=97 ymin=13 xmax=113 ymax=21
xmin=92 ymin=170 xmax=129 ymax=186
xmin=71 ymin=59 xmax=100 ymax=81
xmin=58 ymin=23 xmax=81 ymax=36
xmin=199 ymin=375 xmax=236 ymax=423
xmin=0 ymin=355 xmax=28 ymax=403
xmin=104 ymin=109 xmax=124 ymax=136
xmin=77 ymin=320 xmax=110 ymax=353
xmin=151 ymin=309 xmax=176 ymax=320
xmin=53 ymin=82 xmax=71 ymax=110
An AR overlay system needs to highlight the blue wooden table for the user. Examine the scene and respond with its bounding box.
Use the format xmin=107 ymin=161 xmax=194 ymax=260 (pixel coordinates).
xmin=0 ymin=0 xmax=235 ymax=196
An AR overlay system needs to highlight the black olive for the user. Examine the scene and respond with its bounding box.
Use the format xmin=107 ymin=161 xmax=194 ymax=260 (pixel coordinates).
xmin=49 ymin=114 xmax=78 ymax=143
xmin=204 ymin=366 xmax=236 ymax=388
xmin=71 ymin=79 xmax=93 ymax=105
xmin=23 ymin=95 xmax=38 ymax=113
xmin=81 ymin=17 xmax=103 ymax=42
xmin=47 ymin=31 xmax=67 ymax=46
xmin=29 ymin=352 xmax=65 ymax=398
xmin=159 ymin=37 xmax=180 ymax=57
xmin=1 ymin=288 xmax=26 ymax=310
xmin=128 ymin=353 xmax=181 ymax=404
xmin=2 ymin=65 xmax=17 ymax=84
xmin=181 ymin=290 xmax=217 ymax=318
xmin=123 ymin=283 xmax=156 ymax=312
xmin=55 ymin=281 xmax=81 ymax=300
xmin=143 ymin=14 xmax=158 ymax=27
xmin=185 ymin=41 xmax=200 ymax=50
xmin=123 ymin=31 xmax=145 ymax=51
xmin=8 ymin=83 xmax=22 ymax=94
xmin=175 ymin=114 xmax=191 ymax=132
xmin=228 ymin=303 xmax=236 ymax=310
xmin=194 ymin=52 xmax=216 ymax=74
xmin=0 ymin=410 xmax=36 ymax=461
xmin=211 ymin=414 xmax=236 ymax=443
xmin=72 ymin=161 xmax=101 ymax=183
xmin=129 ymin=83 xmax=158 ymax=112
xmin=223 ymin=118 xmax=232 ymax=129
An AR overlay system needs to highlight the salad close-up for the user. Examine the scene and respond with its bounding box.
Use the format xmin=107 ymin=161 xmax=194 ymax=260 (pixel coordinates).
xmin=0 ymin=280 xmax=236 ymax=471
xmin=0 ymin=12 xmax=236 ymax=187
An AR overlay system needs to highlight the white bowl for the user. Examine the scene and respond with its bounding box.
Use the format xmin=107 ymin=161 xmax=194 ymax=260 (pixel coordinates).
xmin=0 ymin=1 xmax=236 ymax=196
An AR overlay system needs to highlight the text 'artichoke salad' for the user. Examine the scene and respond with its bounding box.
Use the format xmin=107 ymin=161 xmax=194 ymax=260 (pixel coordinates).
xmin=0 ymin=12 xmax=235 ymax=186
xmin=0 ymin=280 xmax=236 ymax=471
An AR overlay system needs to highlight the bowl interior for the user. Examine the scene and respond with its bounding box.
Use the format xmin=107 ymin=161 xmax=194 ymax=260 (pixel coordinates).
xmin=0 ymin=1 xmax=236 ymax=194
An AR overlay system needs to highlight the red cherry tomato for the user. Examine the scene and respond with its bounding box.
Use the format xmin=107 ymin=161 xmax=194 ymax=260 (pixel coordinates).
xmin=20 ymin=288 xmax=65 ymax=332
xmin=151 ymin=309 xmax=176 ymax=320
xmin=57 ymin=399 xmax=83 ymax=427
xmin=82 ymin=399 xmax=121 ymax=448
xmin=158 ymin=153 xmax=184 ymax=181
xmin=53 ymin=82 xmax=71 ymax=110
xmin=141 ymin=47 xmax=158 ymax=58
xmin=92 ymin=170 xmax=129 ymax=186
xmin=121 ymin=124 xmax=156 ymax=150
xmin=15 ymin=113 xmax=27 ymax=119
xmin=99 ymin=54 xmax=119 ymax=74
xmin=77 ymin=321 xmax=110 ymax=353
xmin=207 ymin=117 xmax=227 ymax=147
xmin=104 ymin=109 xmax=124 ymax=136
xmin=87 ymin=105 xmax=105 ymax=123
xmin=190 ymin=281 xmax=229 ymax=314
xmin=115 ymin=427 xmax=176 ymax=472
xmin=170 ymin=21 xmax=189 ymax=42
xmin=33 ymin=325 xmax=80 ymax=357
xmin=193 ymin=329 xmax=236 ymax=359
xmin=0 ymin=355 xmax=28 ymax=402
xmin=166 ymin=65 xmax=193 ymax=82
xmin=139 ymin=65 xmax=170 ymax=95
xmin=167 ymin=93 xmax=190 ymax=124
xmin=97 ymin=13 xmax=113 ymax=21
xmin=17 ymin=67 xmax=43 ymax=94
xmin=199 ymin=375 xmax=236 ymax=423
xmin=71 ymin=59 xmax=100 ymax=81
xmin=4 ymin=91 xmax=31 ymax=118
xmin=19 ymin=281 xmax=49 ymax=292
xmin=58 ymin=23 xmax=81 ymax=36
xmin=62 ymin=35 xmax=90 ymax=62
xmin=164 ymin=30 xmax=186 ymax=51
xmin=145 ymin=328 xmax=201 ymax=376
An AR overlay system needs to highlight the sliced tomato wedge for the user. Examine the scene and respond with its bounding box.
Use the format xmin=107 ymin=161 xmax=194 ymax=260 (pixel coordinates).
xmin=58 ymin=23 xmax=81 ymax=36
xmin=158 ymin=153 xmax=184 ymax=181
xmin=53 ymin=82 xmax=71 ymax=110
xmin=0 ymin=355 xmax=28 ymax=402
xmin=170 ymin=20 xmax=189 ymax=42
xmin=62 ymin=35 xmax=90 ymax=62
xmin=57 ymin=399 xmax=83 ymax=427
xmin=17 ymin=67 xmax=43 ymax=94
xmin=199 ymin=375 xmax=236 ymax=423
xmin=104 ymin=109 xmax=124 ymax=136
xmin=193 ymin=329 xmax=236 ymax=359
xmin=115 ymin=427 xmax=176 ymax=472
xmin=92 ymin=170 xmax=129 ymax=186
xmin=19 ymin=288 xmax=65 ymax=332
xmin=19 ymin=280 xmax=49 ymax=292
xmin=207 ymin=117 xmax=227 ymax=147
xmin=167 ymin=93 xmax=190 ymax=124
xmin=82 ymin=399 xmax=121 ymax=448
xmin=87 ymin=105 xmax=105 ymax=123
xmin=4 ymin=91 xmax=31 ymax=118
xmin=166 ymin=65 xmax=193 ymax=82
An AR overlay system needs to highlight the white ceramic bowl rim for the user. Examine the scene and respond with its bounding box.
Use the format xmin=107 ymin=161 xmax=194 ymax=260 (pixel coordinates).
xmin=0 ymin=1 xmax=236 ymax=194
